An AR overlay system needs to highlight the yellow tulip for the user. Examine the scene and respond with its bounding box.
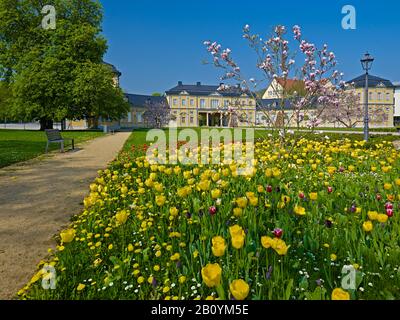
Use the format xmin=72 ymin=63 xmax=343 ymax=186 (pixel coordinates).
xmin=77 ymin=283 xmax=86 ymax=291
xmin=377 ymin=214 xmax=388 ymax=224
xmin=265 ymin=168 xmax=272 ymax=177
xmin=230 ymin=279 xmax=250 ymax=300
xmin=363 ymin=221 xmax=373 ymax=232
xmin=248 ymin=196 xmax=259 ymax=207
xmin=261 ymin=236 xmax=274 ymax=249
xmin=60 ymin=229 xmax=76 ymax=243
xmin=309 ymin=193 xmax=318 ymax=201
xmin=211 ymin=189 xmax=222 ymax=199
xmin=233 ymin=207 xmax=243 ymax=217
xmin=273 ymin=239 xmax=289 ymax=256
xmin=236 ymin=197 xmax=248 ymax=208
xmin=367 ymin=211 xmax=378 ymax=221
xmin=169 ymin=207 xmax=179 ymax=217
xmin=229 ymin=225 xmax=244 ymax=238
xmin=294 ymin=205 xmax=306 ymax=216
xmin=231 ymin=234 xmax=245 ymax=249
xmin=331 ymin=288 xmax=350 ymax=300
xmin=272 ymin=168 xmax=281 ymax=178
xmin=384 ymin=183 xmax=393 ymax=190
xmin=201 ymin=263 xmax=222 ymax=288
xmin=115 ymin=210 xmax=129 ymax=225
xmin=170 ymin=253 xmax=180 ymax=261
xmin=155 ymin=195 xmax=166 ymax=206
xmin=211 ymin=236 xmax=226 ymax=257
xmin=198 ymin=180 xmax=211 ymax=191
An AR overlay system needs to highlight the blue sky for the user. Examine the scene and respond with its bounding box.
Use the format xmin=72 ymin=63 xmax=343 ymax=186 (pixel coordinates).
xmin=101 ymin=0 xmax=400 ymax=95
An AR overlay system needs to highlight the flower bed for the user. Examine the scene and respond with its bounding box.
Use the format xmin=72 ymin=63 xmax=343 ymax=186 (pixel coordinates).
xmin=21 ymin=137 xmax=400 ymax=300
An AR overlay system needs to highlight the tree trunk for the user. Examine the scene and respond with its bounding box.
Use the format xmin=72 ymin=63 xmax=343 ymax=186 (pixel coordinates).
xmin=39 ymin=118 xmax=54 ymax=131
xmin=61 ymin=119 xmax=66 ymax=131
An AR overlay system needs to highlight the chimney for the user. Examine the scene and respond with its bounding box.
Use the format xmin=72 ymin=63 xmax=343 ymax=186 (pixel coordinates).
xmin=196 ymin=82 xmax=201 ymax=86
xmin=178 ymin=81 xmax=183 ymax=86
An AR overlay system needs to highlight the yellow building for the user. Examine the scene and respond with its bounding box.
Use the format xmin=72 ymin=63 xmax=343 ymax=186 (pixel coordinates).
xmin=165 ymin=82 xmax=256 ymax=127
xmin=346 ymin=74 xmax=395 ymax=128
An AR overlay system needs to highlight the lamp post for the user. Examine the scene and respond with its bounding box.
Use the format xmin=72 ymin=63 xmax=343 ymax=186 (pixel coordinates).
xmin=361 ymin=52 xmax=374 ymax=142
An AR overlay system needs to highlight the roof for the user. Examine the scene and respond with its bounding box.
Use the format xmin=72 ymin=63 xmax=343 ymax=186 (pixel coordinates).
xmin=275 ymin=78 xmax=305 ymax=91
xmin=103 ymin=62 xmax=122 ymax=77
xmin=346 ymin=74 xmax=394 ymax=88
xmin=165 ymin=82 xmax=252 ymax=97
xmin=125 ymin=94 xmax=167 ymax=108
xmin=393 ymin=81 xmax=400 ymax=87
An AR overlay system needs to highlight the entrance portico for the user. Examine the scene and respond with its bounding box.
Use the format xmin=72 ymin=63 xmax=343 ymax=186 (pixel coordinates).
xmin=198 ymin=112 xmax=230 ymax=127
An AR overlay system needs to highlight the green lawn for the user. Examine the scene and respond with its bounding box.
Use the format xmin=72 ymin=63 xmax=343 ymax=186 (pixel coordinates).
xmin=0 ymin=130 xmax=104 ymax=168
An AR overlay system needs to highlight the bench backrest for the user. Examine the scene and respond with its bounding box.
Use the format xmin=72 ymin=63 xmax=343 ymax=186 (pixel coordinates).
xmin=45 ymin=129 xmax=63 ymax=141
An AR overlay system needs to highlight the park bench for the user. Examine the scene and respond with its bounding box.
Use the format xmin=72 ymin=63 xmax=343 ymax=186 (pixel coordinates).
xmin=45 ymin=129 xmax=75 ymax=153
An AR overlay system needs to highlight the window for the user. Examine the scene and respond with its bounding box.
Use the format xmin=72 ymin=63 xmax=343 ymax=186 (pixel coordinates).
xmin=387 ymin=93 xmax=391 ymax=101
xmin=211 ymin=99 xmax=219 ymax=108
xmin=358 ymin=93 xmax=361 ymax=101
xmin=181 ymin=116 xmax=186 ymax=124
xmin=127 ymin=112 xmax=132 ymax=123
xmin=190 ymin=99 xmax=194 ymax=106
xmin=190 ymin=117 xmax=194 ymax=124
xmin=182 ymin=99 xmax=186 ymax=106
xmin=377 ymin=92 xmax=382 ymax=101
xmin=137 ymin=113 xmax=143 ymax=123
xmin=200 ymin=99 xmax=206 ymax=108
xmin=173 ymin=99 xmax=178 ymax=106
xmin=224 ymin=100 xmax=229 ymax=107
xmin=369 ymin=92 xmax=373 ymax=100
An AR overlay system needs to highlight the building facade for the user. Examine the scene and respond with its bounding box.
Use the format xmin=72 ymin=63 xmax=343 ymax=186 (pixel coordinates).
xmin=165 ymin=82 xmax=256 ymax=127
xmin=394 ymin=82 xmax=400 ymax=126
xmin=255 ymin=75 xmax=395 ymax=128
xmin=347 ymin=74 xmax=395 ymax=128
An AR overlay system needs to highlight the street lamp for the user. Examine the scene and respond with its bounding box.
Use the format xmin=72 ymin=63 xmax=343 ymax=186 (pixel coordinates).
xmin=361 ymin=52 xmax=374 ymax=142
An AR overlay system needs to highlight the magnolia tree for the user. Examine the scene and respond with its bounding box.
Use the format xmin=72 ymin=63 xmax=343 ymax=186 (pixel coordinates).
xmin=143 ymin=99 xmax=171 ymax=129
xmin=320 ymin=85 xmax=388 ymax=128
xmin=204 ymin=24 xmax=346 ymax=142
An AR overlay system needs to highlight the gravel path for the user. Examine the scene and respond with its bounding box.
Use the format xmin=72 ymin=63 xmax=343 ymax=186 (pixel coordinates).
xmin=0 ymin=132 xmax=131 ymax=299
